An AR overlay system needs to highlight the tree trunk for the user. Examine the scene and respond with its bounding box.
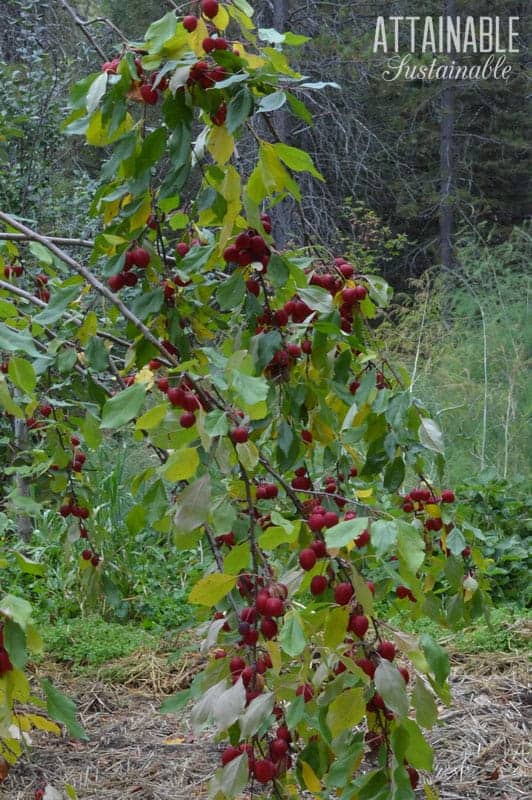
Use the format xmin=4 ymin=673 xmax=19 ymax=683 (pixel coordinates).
xmin=439 ymin=0 xmax=456 ymax=273
xmin=13 ymin=416 xmax=33 ymax=543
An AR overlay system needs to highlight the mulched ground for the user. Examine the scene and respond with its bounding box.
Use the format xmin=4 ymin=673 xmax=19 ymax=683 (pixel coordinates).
xmin=1 ymin=648 xmax=530 ymax=800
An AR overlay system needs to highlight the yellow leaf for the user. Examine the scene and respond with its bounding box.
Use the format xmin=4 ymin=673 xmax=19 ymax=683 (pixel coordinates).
xmin=78 ymin=311 xmax=98 ymax=346
xmin=265 ymin=641 xmax=281 ymax=672
xmin=103 ymin=198 xmax=122 ymax=225
xmin=25 ymin=714 xmax=61 ymax=735
xmin=136 ymin=403 xmax=168 ymax=431
xmin=86 ymin=109 xmax=133 ymax=146
xmin=188 ymin=18 xmax=209 ymax=56
xmin=212 ymin=4 xmax=230 ymax=30
xmin=234 ymin=42 xmax=266 ymax=69
xmin=164 ymin=735 xmax=186 ymax=744
xmin=164 ymin=447 xmax=199 ymax=481
xmin=130 ymin=195 xmax=152 ymax=231
xmin=300 ymin=761 xmax=322 ymax=793
xmin=207 ymin=125 xmax=234 ymax=165
xmin=425 ymin=504 xmax=441 ymax=518
xmin=189 ymin=573 xmax=237 ymax=606
xmin=135 ymin=366 xmax=155 ymax=388
xmin=356 ymin=488 xmax=373 ymax=499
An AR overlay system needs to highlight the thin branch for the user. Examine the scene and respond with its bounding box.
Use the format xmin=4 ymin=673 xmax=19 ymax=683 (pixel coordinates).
xmin=258 ymin=455 xmax=304 ymax=514
xmin=0 ymin=213 xmax=179 ymax=367
xmin=0 ymin=233 xmax=94 ymax=248
xmin=0 ymin=278 xmax=131 ymax=350
xmin=57 ymin=0 xmax=108 ymax=61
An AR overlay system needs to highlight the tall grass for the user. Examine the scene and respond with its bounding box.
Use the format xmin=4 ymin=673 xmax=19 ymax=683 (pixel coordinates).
xmin=387 ymin=224 xmax=530 ymax=483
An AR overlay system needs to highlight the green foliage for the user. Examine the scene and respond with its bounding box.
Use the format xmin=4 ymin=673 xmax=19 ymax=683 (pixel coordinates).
xmin=388 ymin=603 xmax=531 ymax=655
xmin=40 ymin=615 xmax=157 ymax=670
xmin=0 ymin=3 xmax=521 ymax=796
xmin=385 ymin=225 xmax=531 ymax=483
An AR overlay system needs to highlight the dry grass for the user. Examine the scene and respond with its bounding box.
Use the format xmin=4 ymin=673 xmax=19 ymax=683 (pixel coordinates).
xmin=0 ymin=648 xmax=529 ymax=799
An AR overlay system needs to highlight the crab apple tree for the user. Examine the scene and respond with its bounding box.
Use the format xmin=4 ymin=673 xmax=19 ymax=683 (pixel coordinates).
xmin=0 ymin=1 xmax=491 ymax=795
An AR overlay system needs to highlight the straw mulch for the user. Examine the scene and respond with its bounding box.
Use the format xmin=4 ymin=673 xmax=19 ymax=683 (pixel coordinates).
xmin=0 ymin=648 xmax=529 ymax=799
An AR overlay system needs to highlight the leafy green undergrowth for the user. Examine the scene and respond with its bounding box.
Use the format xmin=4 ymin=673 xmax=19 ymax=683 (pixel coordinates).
xmin=40 ymin=615 xmax=158 ymax=670
xmin=387 ymin=603 xmax=531 ymax=655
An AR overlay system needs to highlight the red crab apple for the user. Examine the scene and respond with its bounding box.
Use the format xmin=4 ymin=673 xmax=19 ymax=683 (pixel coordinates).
xmin=183 ymin=15 xmax=198 ymax=32
xmin=299 ymin=548 xmax=317 ymax=571
xmin=334 ymin=582 xmax=354 ymax=606
xmin=295 ymin=683 xmax=314 ymax=703
xmin=378 ymin=640 xmax=396 ymax=661
xmin=201 ymin=0 xmax=219 ymax=19
xmin=310 ymin=575 xmax=328 ymax=595
xmin=230 ymin=426 xmax=249 ymax=444
xmin=254 ymin=759 xmax=276 ymax=783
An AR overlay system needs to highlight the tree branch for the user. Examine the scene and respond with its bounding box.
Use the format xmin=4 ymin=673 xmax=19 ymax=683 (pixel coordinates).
xmin=0 ymin=213 xmax=180 ymax=367
xmin=57 ymin=0 xmax=108 ymax=61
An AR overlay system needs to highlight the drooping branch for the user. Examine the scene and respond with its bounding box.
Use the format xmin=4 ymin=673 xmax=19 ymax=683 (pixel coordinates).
xmin=0 ymin=213 xmax=179 ymax=367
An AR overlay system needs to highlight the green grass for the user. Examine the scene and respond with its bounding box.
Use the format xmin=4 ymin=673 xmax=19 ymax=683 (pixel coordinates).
xmin=41 ymin=615 xmax=158 ymax=669
xmin=386 ymin=603 xmax=531 ymax=655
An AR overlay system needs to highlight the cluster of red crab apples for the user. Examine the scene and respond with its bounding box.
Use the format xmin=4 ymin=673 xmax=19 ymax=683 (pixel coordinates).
xmin=212 ymin=564 xmax=418 ymax=787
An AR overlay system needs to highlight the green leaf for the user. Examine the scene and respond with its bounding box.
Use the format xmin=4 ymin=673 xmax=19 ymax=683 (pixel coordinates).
xmin=226 ymin=87 xmax=254 ymax=134
xmin=81 ymin=411 xmax=102 ymax=449
xmin=131 ymin=288 xmax=164 ymax=321
xmin=136 ymin=403 xmax=167 ymax=431
xmin=160 ymin=688 xmax=191 ymax=713
xmin=216 ymin=271 xmax=245 ymax=310
xmin=412 ymin=678 xmax=438 ymax=730
xmin=298 ymin=286 xmax=333 ymax=314
xmin=399 ymin=719 xmax=433 ymax=770
xmin=164 ymin=447 xmax=199 ymax=481
xmin=174 ymin=474 xmax=211 ymax=533
xmin=7 ymin=357 xmax=36 ymax=394
xmin=258 ymin=91 xmax=286 ymax=113
xmin=0 ymin=594 xmax=33 ymax=629
xmin=230 ymin=369 xmax=269 ymax=406
xmin=273 ymin=143 xmax=323 ymax=180
xmin=125 ymin=504 xmax=147 ymax=535
xmin=326 ymin=688 xmax=365 ymax=738
xmin=236 ymin=439 xmax=259 ymax=470
xmin=420 ymin=635 xmax=450 ymax=686
xmin=101 ymin=383 xmax=147 ymax=429
xmin=0 ymin=323 xmax=40 ymax=357
xmin=86 ymin=71 xmax=108 ymax=114
xmin=223 ymin=542 xmax=251 ymax=575
xmin=370 ymin=520 xmax=397 ymax=558
xmin=279 ymin=612 xmax=306 ymax=657
xmin=286 ymin=91 xmax=313 ymax=124
xmin=219 ymin=752 xmax=249 ymax=797
xmin=145 ymin=11 xmax=178 ymax=52
xmin=374 ymin=661 xmax=409 ymax=718
xmin=324 ymin=606 xmax=349 ymax=648
xmin=233 ymin=0 xmax=254 ymax=16
xmin=383 ymin=457 xmax=405 ymax=492
xmin=240 ymin=692 xmax=275 ymax=738
xmin=3 ymin=619 xmax=27 ymax=669
xmin=14 ymin=552 xmax=46 ymax=577
xmin=86 ymin=337 xmax=109 ymax=371
xmin=204 ymin=409 xmax=229 ymax=438
xmin=250 ymin=330 xmax=283 ymax=372
xmin=41 ymin=679 xmax=87 ymax=740
xmin=397 ymin=522 xmax=425 ymax=576
xmin=33 ymin=285 xmax=81 ymax=325
xmin=0 ymin=378 xmax=23 ymax=417
xmin=137 ymin=128 xmax=167 ymax=172
xmin=189 ymin=573 xmax=237 ymax=606
xmin=325 ymin=517 xmax=369 ymax=549
xmin=419 ymin=417 xmax=444 ymax=454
